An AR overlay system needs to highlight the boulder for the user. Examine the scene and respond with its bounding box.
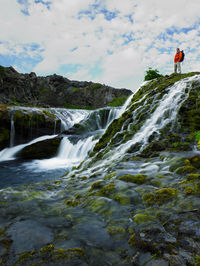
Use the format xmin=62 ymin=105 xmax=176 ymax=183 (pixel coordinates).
xmin=16 ymin=137 xmax=62 ymax=159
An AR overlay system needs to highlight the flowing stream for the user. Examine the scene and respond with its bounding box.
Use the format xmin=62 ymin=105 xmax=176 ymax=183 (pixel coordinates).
xmin=0 ymin=104 xmax=126 ymax=188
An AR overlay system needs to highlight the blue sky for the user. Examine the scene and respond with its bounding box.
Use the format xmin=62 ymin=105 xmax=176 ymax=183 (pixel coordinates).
xmin=0 ymin=0 xmax=200 ymax=90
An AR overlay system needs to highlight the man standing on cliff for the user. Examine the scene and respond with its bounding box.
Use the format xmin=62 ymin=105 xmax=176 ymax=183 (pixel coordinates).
xmin=174 ymin=48 xmax=182 ymax=74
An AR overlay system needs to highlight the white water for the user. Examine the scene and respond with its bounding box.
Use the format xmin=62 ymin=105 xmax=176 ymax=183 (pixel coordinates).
xmin=9 ymin=113 xmax=15 ymax=147
xmin=1 ymin=104 xmax=121 ymax=171
xmin=27 ymin=136 xmax=97 ymax=170
xmin=48 ymin=108 xmax=89 ymax=131
xmin=8 ymin=106 xmax=90 ymax=132
xmin=91 ymin=75 xmax=200 ymax=168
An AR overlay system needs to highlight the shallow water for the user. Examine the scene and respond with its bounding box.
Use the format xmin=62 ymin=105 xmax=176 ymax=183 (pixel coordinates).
xmin=0 ymin=160 xmax=67 ymax=189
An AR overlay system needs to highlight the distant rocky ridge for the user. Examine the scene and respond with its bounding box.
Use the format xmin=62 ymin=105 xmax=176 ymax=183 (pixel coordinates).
xmin=0 ymin=66 xmax=132 ymax=109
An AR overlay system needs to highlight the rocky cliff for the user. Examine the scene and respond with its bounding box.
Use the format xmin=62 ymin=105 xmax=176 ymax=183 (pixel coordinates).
xmin=0 ymin=66 xmax=132 ymax=109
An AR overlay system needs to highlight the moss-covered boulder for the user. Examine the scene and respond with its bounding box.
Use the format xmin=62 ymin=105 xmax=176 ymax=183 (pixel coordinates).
xmin=143 ymin=188 xmax=178 ymax=206
xmin=0 ymin=104 xmax=10 ymax=150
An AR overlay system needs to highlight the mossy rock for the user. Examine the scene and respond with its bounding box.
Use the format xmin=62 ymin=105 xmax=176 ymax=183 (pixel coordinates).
xmin=186 ymin=173 xmax=200 ymax=182
xmin=16 ymin=245 xmax=86 ymax=264
xmin=143 ymin=188 xmax=178 ymax=206
xmin=64 ymin=198 xmax=81 ymax=207
xmin=118 ymin=174 xmax=147 ymax=184
xmin=94 ymin=182 xmax=115 ymax=197
xmin=133 ymin=213 xmax=156 ymax=224
xmin=188 ymin=155 xmax=200 ymax=169
xmin=108 ymin=96 xmax=128 ymax=107
xmin=0 ymin=66 xmax=6 ymax=77
xmin=16 ymin=137 xmax=62 ymax=159
xmin=175 ymin=165 xmax=197 ymax=175
xmin=107 ymin=226 xmax=126 ymax=235
xmin=129 ymin=232 xmax=159 ymax=254
xmin=89 ymin=181 xmax=104 ymax=191
xmin=114 ymin=194 xmax=131 ymax=205
xmin=184 ymin=186 xmax=195 ymax=195
xmin=87 ymin=197 xmax=113 ymax=216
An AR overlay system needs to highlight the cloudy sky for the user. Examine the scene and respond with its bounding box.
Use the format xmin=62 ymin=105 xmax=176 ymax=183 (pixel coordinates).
xmin=1 ymin=0 xmax=200 ymax=91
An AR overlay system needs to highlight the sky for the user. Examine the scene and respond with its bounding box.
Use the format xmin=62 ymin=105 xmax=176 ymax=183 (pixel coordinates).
xmin=0 ymin=0 xmax=200 ymax=91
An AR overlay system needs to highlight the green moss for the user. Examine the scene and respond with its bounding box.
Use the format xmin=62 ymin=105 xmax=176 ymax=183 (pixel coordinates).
xmin=95 ymin=182 xmax=115 ymax=197
xmin=43 ymin=110 xmax=56 ymax=119
xmin=129 ymin=233 xmax=158 ymax=254
xmin=16 ymin=245 xmax=86 ymax=264
xmin=17 ymin=250 xmax=36 ymax=263
xmin=55 ymin=233 xmax=69 ymax=240
xmin=114 ymin=194 xmax=131 ymax=205
xmin=64 ymin=198 xmax=81 ymax=207
xmin=103 ymin=171 xmax=116 ymax=180
xmin=186 ymin=173 xmax=200 ymax=182
xmin=73 ymin=87 xmax=79 ymax=92
xmin=143 ymin=188 xmax=178 ymax=206
xmin=0 ymin=226 xmax=6 ymax=235
xmin=133 ymin=213 xmax=156 ymax=224
xmin=87 ymin=198 xmax=113 ymax=216
xmin=91 ymin=116 xmax=127 ymax=154
xmin=40 ymin=244 xmax=54 ymax=254
xmin=89 ymin=181 xmax=104 ymax=191
xmin=175 ymin=165 xmax=197 ymax=175
xmin=91 ymin=83 xmax=102 ymax=89
xmin=54 ymin=180 xmax=62 ymax=184
xmin=118 ymin=174 xmax=147 ymax=184
xmin=195 ymin=254 xmax=200 ymax=266
xmin=184 ymin=186 xmax=195 ymax=195
xmin=108 ymin=96 xmax=128 ymax=107
xmin=107 ymin=226 xmax=126 ymax=235
xmin=188 ymin=155 xmax=200 ymax=169
xmin=0 ymin=66 xmax=6 ymax=77
xmin=150 ymin=180 xmax=161 ymax=187
xmin=39 ymin=87 xmax=49 ymax=95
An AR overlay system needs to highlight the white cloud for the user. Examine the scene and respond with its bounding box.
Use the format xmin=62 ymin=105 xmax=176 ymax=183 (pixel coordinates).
xmin=0 ymin=0 xmax=200 ymax=90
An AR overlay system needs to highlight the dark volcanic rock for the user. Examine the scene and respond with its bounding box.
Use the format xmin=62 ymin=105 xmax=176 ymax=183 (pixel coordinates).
xmin=16 ymin=136 xmax=62 ymax=159
xmin=0 ymin=66 xmax=132 ymax=109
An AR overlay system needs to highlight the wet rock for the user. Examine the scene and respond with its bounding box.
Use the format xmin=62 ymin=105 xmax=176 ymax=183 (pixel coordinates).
xmin=7 ymin=220 xmax=54 ymax=254
xmin=145 ymin=259 xmax=169 ymax=266
xmin=16 ymin=137 xmax=62 ymax=159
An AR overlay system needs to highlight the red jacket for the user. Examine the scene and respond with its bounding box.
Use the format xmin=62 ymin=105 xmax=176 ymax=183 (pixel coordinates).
xmin=174 ymin=51 xmax=182 ymax=63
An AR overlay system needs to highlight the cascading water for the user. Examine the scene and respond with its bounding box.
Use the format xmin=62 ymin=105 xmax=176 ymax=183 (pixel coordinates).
xmin=9 ymin=112 xmax=15 ymax=147
xmin=116 ymin=75 xmax=199 ymax=157
xmin=0 ymin=103 xmax=125 ymax=187
xmin=48 ymin=107 xmax=89 ymax=131
xmin=82 ymin=75 xmax=200 ymax=173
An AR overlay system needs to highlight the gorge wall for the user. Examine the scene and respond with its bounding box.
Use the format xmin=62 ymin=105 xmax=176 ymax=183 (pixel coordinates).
xmin=0 ymin=66 xmax=132 ymax=109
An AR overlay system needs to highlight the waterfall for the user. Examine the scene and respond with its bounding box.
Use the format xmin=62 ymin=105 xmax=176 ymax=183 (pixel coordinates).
xmin=8 ymin=106 xmax=90 ymax=132
xmin=48 ymin=108 xmax=89 ymax=130
xmin=25 ymin=136 xmax=97 ymax=170
xmin=1 ymin=99 xmax=132 ymax=170
xmin=90 ymin=75 xmax=200 ymax=167
xmin=9 ymin=112 xmax=15 ymax=147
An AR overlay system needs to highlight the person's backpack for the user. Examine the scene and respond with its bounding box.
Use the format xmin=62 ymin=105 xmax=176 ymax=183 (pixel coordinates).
xmin=180 ymin=50 xmax=185 ymax=62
